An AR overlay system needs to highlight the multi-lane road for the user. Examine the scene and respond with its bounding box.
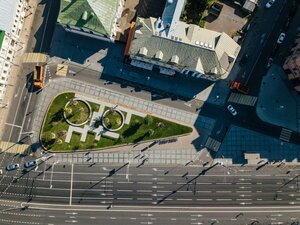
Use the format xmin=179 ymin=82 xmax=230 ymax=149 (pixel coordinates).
xmin=0 ymin=155 xmax=300 ymax=224
xmin=1 ymin=153 xmax=300 ymax=207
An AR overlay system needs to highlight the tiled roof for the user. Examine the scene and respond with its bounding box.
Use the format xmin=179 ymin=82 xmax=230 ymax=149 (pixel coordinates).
xmin=57 ymin=0 xmax=119 ymax=37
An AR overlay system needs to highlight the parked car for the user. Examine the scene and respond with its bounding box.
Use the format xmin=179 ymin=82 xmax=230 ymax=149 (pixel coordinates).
xmin=240 ymin=53 xmax=249 ymax=65
xmin=227 ymin=105 xmax=237 ymax=116
xmin=265 ymin=0 xmax=275 ymax=8
xmin=277 ymin=33 xmax=286 ymax=44
xmin=0 ymin=169 xmax=2 ymax=175
xmin=6 ymin=163 xmax=20 ymax=171
xmin=24 ymin=160 xmax=37 ymax=168
xmin=266 ymin=58 xmax=274 ymax=69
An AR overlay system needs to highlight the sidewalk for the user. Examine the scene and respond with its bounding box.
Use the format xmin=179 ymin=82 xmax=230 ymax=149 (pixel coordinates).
xmin=0 ymin=0 xmax=39 ymax=139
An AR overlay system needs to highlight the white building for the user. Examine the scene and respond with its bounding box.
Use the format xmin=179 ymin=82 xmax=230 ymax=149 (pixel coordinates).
xmin=0 ymin=0 xmax=27 ymax=105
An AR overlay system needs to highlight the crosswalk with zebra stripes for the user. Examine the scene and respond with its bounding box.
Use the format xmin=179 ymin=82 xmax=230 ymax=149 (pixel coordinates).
xmin=228 ymin=93 xmax=257 ymax=106
xmin=279 ymin=128 xmax=292 ymax=142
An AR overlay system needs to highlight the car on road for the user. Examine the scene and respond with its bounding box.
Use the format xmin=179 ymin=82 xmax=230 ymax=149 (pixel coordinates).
xmin=0 ymin=169 xmax=2 ymax=175
xmin=24 ymin=160 xmax=37 ymax=168
xmin=277 ymin=33 xmax=286 ymax=44
xmin=6 ymin=163 xmax=20 ymax=171
xmin=239 ymin=53 xmax=249 ymax=65
xmin=265 ymin=0 xmax=275 ymax=8
xmin=227 ymin=105 xmax=237 ymax=116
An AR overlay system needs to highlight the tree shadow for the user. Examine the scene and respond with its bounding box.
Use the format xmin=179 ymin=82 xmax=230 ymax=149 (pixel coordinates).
xmin=123 ymin=123 xmax=142 ymax=138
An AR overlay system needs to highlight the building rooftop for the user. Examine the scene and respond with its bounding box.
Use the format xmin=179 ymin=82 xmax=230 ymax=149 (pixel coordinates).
xmin=0 ymin=0 xmax=18 ymax=34
xmin=0 ymin=30 xmax=4 ymax=49
xmin=57 ymin=0 xmax=120 ymax=37
xmin=129 ymin=17 xmax=240 ymax=77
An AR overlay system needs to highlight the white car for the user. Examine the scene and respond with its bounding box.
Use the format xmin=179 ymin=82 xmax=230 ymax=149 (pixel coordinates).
xmin=227 ymin=105 xmax=237 ymax=116
xmin=6 ymin=163 xmax=20 ymax=171
xmin=24 ymin=160 xmax=37 ymax=168
xmin=265 ymin=0 xmax=275 ymax=8
xmin=277 ymin=33 xmax=286 ymax=44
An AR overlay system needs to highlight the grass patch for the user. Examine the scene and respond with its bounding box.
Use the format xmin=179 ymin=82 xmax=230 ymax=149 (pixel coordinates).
xmin=41 ymin=93 xmax=193 ymax=152
xmin=64 ymin=100 xmax=90 ymax=125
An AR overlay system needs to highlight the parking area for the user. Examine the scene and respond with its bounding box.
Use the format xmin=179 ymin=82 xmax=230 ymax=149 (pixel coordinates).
xmin=204 ymin=0 xmax=247 ymax=37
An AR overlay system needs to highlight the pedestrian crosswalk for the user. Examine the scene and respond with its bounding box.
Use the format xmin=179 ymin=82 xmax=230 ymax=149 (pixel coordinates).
xmin=205 ymin=137 xmax=221 ymax=152
xmin=0 ymin=141 xmax=29 ymax=154
xmin=279 ymin=128 xmax=292 ymax=142
xmin=228 ymin=93 xmax=257 ymax=106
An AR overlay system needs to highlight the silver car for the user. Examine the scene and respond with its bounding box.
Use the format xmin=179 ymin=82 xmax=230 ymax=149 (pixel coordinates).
xmin=277 ymin=33 xmax=286 ymax=44
xmin=24 ymin=160 xmax=37 ymax=168
xmin=6 ymin=163 xmax=20 ymax=171
xmin=227 ymin=105 xmax=237 ymax=116
xmin=265 ymin=0 xmax=275 ymax=8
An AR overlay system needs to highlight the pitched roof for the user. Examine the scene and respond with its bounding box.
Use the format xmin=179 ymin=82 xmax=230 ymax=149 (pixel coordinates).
xmin=129 ymin=17 xmax=240 ymax=77
xmin=57 ymin=0 xmax=119 ymax=37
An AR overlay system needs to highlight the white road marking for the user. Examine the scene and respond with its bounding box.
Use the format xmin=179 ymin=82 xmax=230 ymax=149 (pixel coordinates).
xmin=8 ymin=83 xmax=26 ymax=141
xmin=4 ymin=123 xmax=22 ymax=128
xmin=69 ymin=164 xmax=74 ymax=206
xmin=117 ymin=198 xmax=133 ymax=200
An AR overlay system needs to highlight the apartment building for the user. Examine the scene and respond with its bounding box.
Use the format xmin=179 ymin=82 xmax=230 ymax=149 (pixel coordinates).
xmin=0 ymin=0 xmax=27 ymax=105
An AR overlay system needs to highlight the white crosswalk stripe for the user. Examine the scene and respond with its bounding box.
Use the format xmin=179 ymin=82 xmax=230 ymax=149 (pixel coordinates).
xmin=228 ymin=93 xmax=257 ymax=106
xmin=279 ymin=128 xmax=292 ymax=142
xmin=205 ymin=137 xmax=221 ymax=152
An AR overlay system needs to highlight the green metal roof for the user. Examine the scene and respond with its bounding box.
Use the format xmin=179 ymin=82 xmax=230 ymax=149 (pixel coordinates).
xmin=0 ymin=30 xmax=5 ymax=49
xmin=57 ymin=0 xmax=119 ymax=37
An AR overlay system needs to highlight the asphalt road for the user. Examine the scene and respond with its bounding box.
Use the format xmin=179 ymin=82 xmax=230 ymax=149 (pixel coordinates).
xmin=0 ymin=202 xmax=299 ymax=225
xmin=2 ymin=0 xmax=58 ymax=144
xmin=1 ymin=153 xmax=300 ymax=207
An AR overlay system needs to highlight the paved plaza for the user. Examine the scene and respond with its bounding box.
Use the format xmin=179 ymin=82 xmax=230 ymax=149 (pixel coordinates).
xmin=31 ymin=78 xmax=215 ymax=150
xmin=216 ymin=125 xmax=300 ymax=164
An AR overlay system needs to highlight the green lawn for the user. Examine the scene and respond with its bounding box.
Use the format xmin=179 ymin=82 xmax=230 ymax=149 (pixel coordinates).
xmin=64 ymin=100 xmax=90 ymax=124
xmin=103 ymin=110 xmax=123 ymax=130
xmin=41 ymin=93 xmax=193 ymax=152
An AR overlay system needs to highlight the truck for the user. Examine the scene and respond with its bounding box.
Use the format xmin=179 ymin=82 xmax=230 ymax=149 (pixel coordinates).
xmin=230 ymin=81 xmax=249 ymax=94
xmin=33 ymin=65 xmax=44 ymax=88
